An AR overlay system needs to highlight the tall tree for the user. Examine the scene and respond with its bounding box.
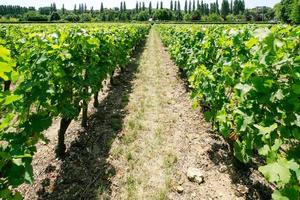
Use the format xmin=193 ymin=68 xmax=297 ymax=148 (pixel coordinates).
xmin=91 ymin=6 xmax=94 ymax=14
xmin=205 ymin=3 xmax=210 ymax=15
xmin=79 ymin=4 xmax=82 ymax=13
xmin=124 ymin=1 xmax=127 ymax=11
xmin=193 ymin=0 xmax=196 ymax=11
xmin=175 ymin=1 xmax=177 ymax=11
xmin=120 ymin=1 xmax=123 ymax=12
xmin=240 ymin=0 xmax=245 ymax=13
xmin=142 ymin=2 xmax=145 ymax=10
xmin=230 ymin=0 xmax=233 ymax=13
xmin=136 ymin=1 xmax=139 ymax=12
xmin=178 ymin=1 xmax=181 ymax=11
xmin=233 ymin=0 xmax=239 ymax=15
xmin=291 ymin=0 xmax=300 ymax=24
xmin=171 ymin=0 xmax=174 ymax=10
xmin=189 ymin=0 xmax=192 ymax=13
xmin=184 ymin=0 xmax=188 ymax=13
xmin=149 ymin=1 xmax=152 ymax=13
xmin=210 ymin=3 xmax=215 ymax=13
xmin=74 ymin=4 xmax=77 ymax=13
xmin=221 ymin=0 xmax=230 ymax=19
xmin=275 ymin=0 xmax=295 ymax=23
xmin=100 ymin=2 xmax=104 ymax=12
xmin=161 ymin=1 xmax=163 ymax=9
xmin=157 ymin=1 xmax=159 ymax=9
xmin=53 ymin=3 xmax=57 ymax=12
xmin=216 ymin=0 xmax=220 ymax=14
xmin=197 ymin=0 xmax=200 ymax=10
xmin=62 ymin=4 xmax=65 ymax=14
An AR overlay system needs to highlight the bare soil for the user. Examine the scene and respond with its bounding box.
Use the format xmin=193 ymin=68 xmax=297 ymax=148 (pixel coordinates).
xmin=18 ymin=28 xmax=272 ymax=200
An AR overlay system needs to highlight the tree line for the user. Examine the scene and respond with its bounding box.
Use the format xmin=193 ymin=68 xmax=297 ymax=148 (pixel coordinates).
xmin=0 ymin=0 xmax=298 ymax=24
xmin=0 ymin=5 xmax=35 ymax=15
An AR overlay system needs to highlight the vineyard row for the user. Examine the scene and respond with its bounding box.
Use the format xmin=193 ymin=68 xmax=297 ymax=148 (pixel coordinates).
xmin=157 ymin=24 xmax=300 ymax=200
xmin=0 ymin=24 xmax=150 ymax=199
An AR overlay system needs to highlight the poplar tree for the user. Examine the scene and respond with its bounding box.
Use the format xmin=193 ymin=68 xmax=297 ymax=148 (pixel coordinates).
xmin=221 ymin=0 xmax=230 ymax=18
xmin=149 ymin=1 xmax=152 ymax=13
xmin=100 ymin=2 xmax=104 ymax=12
xmin=193 ymin=0 xmax=195 ymax=11
xmin=136 ymin=1 xmax=139 ymax=12
xmin=124 ymin=1 xmax=126 ymax=11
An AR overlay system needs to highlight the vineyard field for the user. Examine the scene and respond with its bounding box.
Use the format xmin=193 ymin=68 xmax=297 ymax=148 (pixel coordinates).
xmin=0 ymin=23 xmax=299 ymax=200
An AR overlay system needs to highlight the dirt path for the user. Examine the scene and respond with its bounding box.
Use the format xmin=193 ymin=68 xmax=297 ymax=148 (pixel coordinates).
xmin=19 ymin=28 xmax=271 ymax=200
xmin=106 ymin=29 xmax=246 ymax=200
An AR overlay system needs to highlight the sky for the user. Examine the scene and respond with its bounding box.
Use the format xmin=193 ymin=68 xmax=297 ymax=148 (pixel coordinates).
xmin=0 ymin=0 xmax=281 ymax=10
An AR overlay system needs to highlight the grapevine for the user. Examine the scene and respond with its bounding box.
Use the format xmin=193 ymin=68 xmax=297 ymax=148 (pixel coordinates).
xmin=157 ymin=24 xmax=300 ymax=199
xmin=0 ymin=23 xmax=150 ymax=199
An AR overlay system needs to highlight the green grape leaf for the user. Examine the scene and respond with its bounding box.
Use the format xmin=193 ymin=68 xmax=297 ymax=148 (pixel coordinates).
xmin=254 ymin=123 xmax=277 ymax=139
xmin=292 ymin=84 xmax=300 ymax=94
xmin=271 ymin=139 xmax=283 ymax=152
xmin=36 ymin=55 xmax=47 ymax=65
xmin=272 ymin=190 xmax=289 ymax=200
xmin=245 ymin=38 xmax=258 ymax=49
xmin=293 ymin=114 xmax=300 ymax=128
xmin=3 ymin=94 xmax=22 ymax=106
xmin=235 ymin=83 xmax=252 ymax=96
xmin=293 ymin=128 xmax=300 ymax=141
xmin=259 ymin=145 xmax=270 ymax=156
xmin=234 ymin=141 xmax=251 ymax=163
xmin=24 ymin=158 xmax=33 ymax=184
xmin=259 ymin=162 xmax=291 ymax=186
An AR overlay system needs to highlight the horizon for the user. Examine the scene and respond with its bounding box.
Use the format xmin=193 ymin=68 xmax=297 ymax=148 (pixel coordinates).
xmin=0 ymin=0 xmax=280 ymax=10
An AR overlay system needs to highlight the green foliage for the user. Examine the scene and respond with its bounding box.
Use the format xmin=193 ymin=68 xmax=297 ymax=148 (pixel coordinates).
xmin=183 ymin=13 xmax=192 ymax=21
xmin=207 ymin=13 xmax=223 ymax=21
xmin=65 ymin=14 xmax=80 ymax=22
xmin=23 ymin=11 xmax=48 ymax=21
xmin=191 ymin=10 xmax=201 ymax=20
xmin=50 ymin=12 xmax=60 ymax=21
xmin=0 ymin=23 xmax=150 ymax=199
xmin=275 ymin=0 xmax=300 ymax=24
xmin=158 ymin=24 xmax=300 ymax=199
xmin=153 ymin=9 xmax=173 ymax=21
xmin=134 ymin=10 xmax=150 ymax=21
xmin=80 ymin=13 xmax=92 ymax=22
xmin=221 ymin=0 xmax=230 ymax=19
xmin=290 ymin=0 xmax=300 ymax=24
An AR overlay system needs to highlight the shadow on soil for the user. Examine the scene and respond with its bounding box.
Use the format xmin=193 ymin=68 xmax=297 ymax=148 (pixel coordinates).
xmin=37 ymin=42 xmax=146 ymax=200
xmin=171 ymin=50 xmax=273 ymax=199
xmin=207 ymin=134 xmax=273 ymax=200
